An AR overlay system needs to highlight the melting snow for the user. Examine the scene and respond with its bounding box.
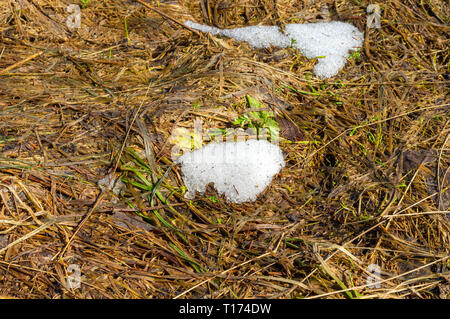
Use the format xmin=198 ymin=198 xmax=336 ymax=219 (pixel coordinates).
xmin=176 ymin=140 xmax=285 ymax=203
xmin=185 ymin=20 xmax=364 ymax=78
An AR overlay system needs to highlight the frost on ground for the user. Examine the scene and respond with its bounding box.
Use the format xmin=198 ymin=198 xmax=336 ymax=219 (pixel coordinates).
xmin=185 ymin=20 xmax=364 ymax=78
xmin=176 ymin=140 xmax=285 ymax=203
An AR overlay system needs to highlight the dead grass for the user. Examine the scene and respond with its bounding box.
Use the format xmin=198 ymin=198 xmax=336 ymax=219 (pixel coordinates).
xmin=0 ymin=0 xmax=448 ymax=299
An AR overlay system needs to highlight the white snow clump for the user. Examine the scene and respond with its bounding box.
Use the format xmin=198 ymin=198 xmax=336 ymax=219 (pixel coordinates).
xmin=185 ymin=20 xmax=363 ymax=79
xmin=176 ymin=139 xmax=285 ymax=203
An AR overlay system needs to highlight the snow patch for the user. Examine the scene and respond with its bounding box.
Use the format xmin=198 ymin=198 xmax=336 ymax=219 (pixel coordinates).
xmin=185 ymin=20 xmax=363 ymax=78
xmin=176 ymin=140 xmax=285 ymax=203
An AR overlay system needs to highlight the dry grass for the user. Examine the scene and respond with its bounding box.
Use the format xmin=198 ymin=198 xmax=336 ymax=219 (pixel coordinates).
xmin=0 ymin=0 xmax=448 ymax=299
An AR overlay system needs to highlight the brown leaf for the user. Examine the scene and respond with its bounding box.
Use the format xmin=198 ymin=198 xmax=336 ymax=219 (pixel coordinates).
xmin=400 ymin=150 xmax=436 ymax=172
xmin=276 ymin=115 xmax=303 ymax=141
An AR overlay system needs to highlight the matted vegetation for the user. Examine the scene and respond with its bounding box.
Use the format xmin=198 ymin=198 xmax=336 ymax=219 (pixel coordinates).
xmin=0 ymin=0 xmax=448 ymax=298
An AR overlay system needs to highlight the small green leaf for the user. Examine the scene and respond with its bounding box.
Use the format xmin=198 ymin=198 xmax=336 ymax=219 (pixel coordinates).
xmin=233 ymin=114 xmax=250 ymax=126
xmin=233 ymin=95 xmax=280 ymax=140
xmin=246 ymin=95 xmax=265 ymax=109
xmin=209 ymin=196 xmax=218 ymax=203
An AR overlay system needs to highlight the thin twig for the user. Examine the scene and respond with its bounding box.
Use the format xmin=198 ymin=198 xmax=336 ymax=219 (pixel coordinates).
xmin=0 ymin=51 xmax=43 ymax=75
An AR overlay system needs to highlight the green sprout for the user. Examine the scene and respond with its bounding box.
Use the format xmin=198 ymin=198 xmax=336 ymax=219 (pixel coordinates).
xmin=209 ymin=196 xmax=218 ymax=203
xmin=349 ymin=48 xmax=361 ymax=60
xmin=290 ymin=38 xmax=297 ymax=48
xmin=233 ymin=95 xmax=279 ymax=139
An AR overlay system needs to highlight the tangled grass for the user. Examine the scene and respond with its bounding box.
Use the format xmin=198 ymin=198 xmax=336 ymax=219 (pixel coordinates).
xmin=0 ymin=0 xmax=448 ymax=298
